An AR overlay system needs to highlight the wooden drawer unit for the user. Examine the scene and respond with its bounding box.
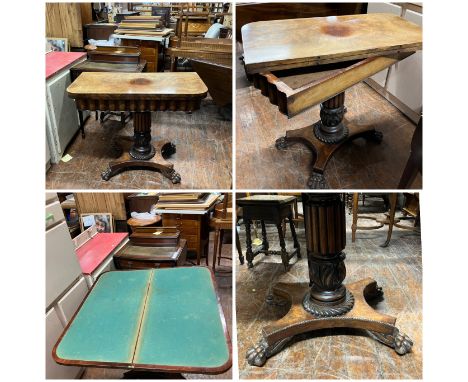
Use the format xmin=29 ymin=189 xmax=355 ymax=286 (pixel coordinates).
xmin=120 ymin=39 xmax=161 ymax=72
xmin=162 ymin=213 xmax=209 ymax=264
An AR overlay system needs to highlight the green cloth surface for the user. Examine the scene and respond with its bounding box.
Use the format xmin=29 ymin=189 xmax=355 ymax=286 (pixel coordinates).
xmin=55 ymin=270 xmax=151 ymax=363
xmin=55 ymin=268 xmax=229 ymax=369
xmin=134 ymin=267 xmax=230 ymax=368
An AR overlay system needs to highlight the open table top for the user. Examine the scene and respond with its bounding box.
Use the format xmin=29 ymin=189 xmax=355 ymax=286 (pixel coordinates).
xmin=75 ymin=232 xmax=128 ymax=275
xmin=237 ymin=195 xmax=296 ymax=206
xmin=53 ymin=267 xmax=231 ymax=374
xmin=67 ymin=72 xmax=208 ymax=99
xmin=241 ymin=13 xmax=422 ymax=73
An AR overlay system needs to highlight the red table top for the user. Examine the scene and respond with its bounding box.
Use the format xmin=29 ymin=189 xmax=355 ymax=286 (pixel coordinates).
xmin=75 ymin=233 xmax=128 ymax=275
xmin=46 ymin=51 xmax=86 ymax=80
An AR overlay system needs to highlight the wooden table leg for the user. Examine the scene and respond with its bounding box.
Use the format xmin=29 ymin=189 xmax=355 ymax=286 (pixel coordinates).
xmin=101 ymin=111 xmax=181 ymax=183
xmin=276 ymin=222 xmax=289 ymax=270
xmin=245 ymin=219 xmax=254 ymax=268
xmin=275 ymin=91 xmax=382 ymax=189
xmin=352 ymin=192 xmax=359 ymax=242
xmin=236 ymin=226 xmax=244 ymax=265
xmin=381 ymin=193 xmax=398 ymax=247
xmin=212 ymin=228 xmax=220 ymax=272
xmin=218 ymin=229 xmax=224 ymax=266
xmin=78 ymin=110 xmax=85 ymax=138
xmin=246 ymin=193 xmax=413 ymax=367
xmin=288 ymin=212 xmax=301 ymax=258
xmin=260 ymin=220 xmax=269 ymax=251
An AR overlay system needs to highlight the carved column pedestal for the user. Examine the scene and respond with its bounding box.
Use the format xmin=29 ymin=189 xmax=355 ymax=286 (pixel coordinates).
xmin=101 ymin=111 xmax=181 ymax=183
xmin=275 ymin=92 xmax=383 ymax=189
xmin=246 ymin=193 xmax=413 ymax=367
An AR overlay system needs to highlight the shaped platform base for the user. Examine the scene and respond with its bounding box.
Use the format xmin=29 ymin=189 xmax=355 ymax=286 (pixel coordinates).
xmin=246 ymin=278 xmax=412 ymax=367
xmin=275 ymin=120 xmax=383 ymax=189
xmin=101 ymin=136 xmax=181 ymax=184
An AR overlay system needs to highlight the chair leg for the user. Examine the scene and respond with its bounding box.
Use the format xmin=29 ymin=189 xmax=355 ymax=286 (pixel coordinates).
xmin=212 ymin=228 xmax=220 ymax=272
xmin=236 ymin=227 xmax=244 ymax=265
xmin=381 ymin=193 xmax=398 ymax=247
xmin=218 ymin=229 xmax=224 ymax=266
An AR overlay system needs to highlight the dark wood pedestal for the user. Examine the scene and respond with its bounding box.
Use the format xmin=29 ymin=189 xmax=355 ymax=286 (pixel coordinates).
xmin=275 ymin=92 xmax=382 ymax=189
xmin=101 ymin=111 xmax=180 ymax=183
xmin=246 ymin=193 xmax=413 ymax=367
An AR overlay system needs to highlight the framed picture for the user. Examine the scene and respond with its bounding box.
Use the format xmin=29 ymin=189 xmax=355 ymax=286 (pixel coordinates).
xmin=80 ymin=213 xmax=114 ymax=233
xmin=46 ymin=37 xmax=69 ymax=52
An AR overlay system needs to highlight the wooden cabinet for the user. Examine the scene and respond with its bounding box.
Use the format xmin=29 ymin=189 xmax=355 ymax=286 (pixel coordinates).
xmin=120 ymin=38 xmax=161 ymax=72
xmin=162 ymin=213 xmax=210 ymax=263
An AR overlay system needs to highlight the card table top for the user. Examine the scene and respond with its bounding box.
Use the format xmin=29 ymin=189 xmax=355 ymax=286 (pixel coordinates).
xmin=67 ymin=72 xmax=208 ymax=100
xmin=75 ymin=233 xmax=128 ymax=275
xmin=242 ymin=13 xmax=422 ymax=73
xmin=53 ymin=267 xmax=231 ymax=373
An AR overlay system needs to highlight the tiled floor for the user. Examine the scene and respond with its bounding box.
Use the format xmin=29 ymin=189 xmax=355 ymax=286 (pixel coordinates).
xmin=46 ymin=96 xmax=232 ymax=190
xmin=236 ymin=43 xmax=422 ymax=189
xmin=236 ymin=198 xmax=422 ymax=379
xmin=81 ymin=231 xmax=233 ymax=379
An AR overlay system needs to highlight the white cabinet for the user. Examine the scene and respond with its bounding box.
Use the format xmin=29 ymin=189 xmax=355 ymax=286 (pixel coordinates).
xmin=46 ymin=69 xmax=80 ymax=164
xmin=57 ymin=276 xmax=89 ymax=323
xmin=365 ymin=3 xmax=422 ymax=123
xmin=46 ymin=308 xmax=82 ymax=379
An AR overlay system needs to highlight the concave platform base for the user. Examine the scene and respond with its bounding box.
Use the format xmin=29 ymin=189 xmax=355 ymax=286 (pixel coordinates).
xmin=246 ymin=278 xmax=413 ymax=367
xmin=275 ymin=119 xmax=383 ymax=189
xmin=101 ymin=136 xmax=181 ymax=184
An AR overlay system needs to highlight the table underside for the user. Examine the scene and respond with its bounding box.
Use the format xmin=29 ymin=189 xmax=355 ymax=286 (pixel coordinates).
xmin=54 ymin=268 xmax=231 ymax=373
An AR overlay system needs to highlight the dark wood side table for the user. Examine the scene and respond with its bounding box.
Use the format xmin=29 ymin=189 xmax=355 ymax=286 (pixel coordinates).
xmin=66 ymin=72 xmax=208 ymax=184
xmin=241 ymin=13 xmax=422 ymax=188
xmin=237 ymin=195 xmax=301 ymax=269
xmin=246 ymin=193 xmax=413 ymax=367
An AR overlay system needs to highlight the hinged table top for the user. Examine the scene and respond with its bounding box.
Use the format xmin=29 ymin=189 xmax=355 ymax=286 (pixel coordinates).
xmin=241 ymin=13 xmax=422 ymax=73
xmin=53 ymin=267 xmax=231 ymax=373
xmin=67 ymin=72 xmax=208 ymax=99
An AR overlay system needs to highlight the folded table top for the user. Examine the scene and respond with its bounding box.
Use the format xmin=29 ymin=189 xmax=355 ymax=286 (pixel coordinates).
xmin=241 ymin=13 xmax=422 ymax=73
xmin=67 ymin=72 xmax=208 ymax=100
xmin=53 ymin=267 xmax=231 ymax=373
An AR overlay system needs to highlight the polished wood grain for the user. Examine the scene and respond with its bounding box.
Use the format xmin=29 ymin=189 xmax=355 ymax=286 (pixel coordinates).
xmin=242 ymin=13 xmax=422 ymax=73
xmin=67 ymin=72 xmax=208 ymax=99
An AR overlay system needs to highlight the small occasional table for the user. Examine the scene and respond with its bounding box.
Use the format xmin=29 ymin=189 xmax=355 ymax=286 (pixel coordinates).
xmin=237 ymin=195 xmax=301 ymax=269
xmin=241 ymin=13 xmax=422 ymax=188
xmin=246 ymin=194 xmax=412 ymax=367
xmin=113 ymin=239 xmax=188 ymax=269
xmin=53 ymin=267 xmax=231 ymax=377
xmin=67 ymin=72 xmax=208 ymax=184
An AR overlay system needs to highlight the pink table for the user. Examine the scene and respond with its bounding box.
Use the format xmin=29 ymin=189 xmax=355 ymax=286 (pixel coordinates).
xmin=46 ymin=51 xmax=86 ymax=80
xmin=75 ymin=233 xmax=128 ymax=275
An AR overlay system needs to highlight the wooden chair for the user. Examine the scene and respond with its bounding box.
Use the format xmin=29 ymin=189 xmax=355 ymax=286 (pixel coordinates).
xmin=209 ymin=194 xmax=232 ymax=272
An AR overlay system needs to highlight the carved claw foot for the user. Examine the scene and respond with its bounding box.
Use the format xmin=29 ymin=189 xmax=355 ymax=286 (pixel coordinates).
xmin=368 ymin=329 xmax=413 ymax=355
xmin=246 ymin=340 xmax=268 ymax=367
xmin=246 ymin=337 xmax=293 ymax=367
xmin=364 ymin=282 xmax=384 ymax=301
xmin=364 ymin=130 xmax=384 ymax=144
xmin=161 ymin=169 xmax=181 ymax=184
xmin=394 ymin=331 xmax=413 ymax=355
xmin=265 ymin=293 xmax=288 ymax=307
xmin=247 ymin=261 xmax=254 ymax=268
xmin=110 ymin=140 xmax=123 ymax=157
xmin=308 ymin=172 xmax=328 ymax=189
xmin=275 ymin=136 xmax=292 ymax=150
xmin=161 ymin=142 xmax=176 ymax=159
xmin=101 ymin=167 xmax=113 ymax=181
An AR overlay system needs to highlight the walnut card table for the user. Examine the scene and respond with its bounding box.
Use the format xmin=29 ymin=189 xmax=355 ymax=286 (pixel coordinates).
xmin=241 ymin=13 xmax=422 ymax=188
xmin=53 ymin=267 xmax=231 ymax=377
xmin=67 ymin=72 xmax=208 ymax=184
